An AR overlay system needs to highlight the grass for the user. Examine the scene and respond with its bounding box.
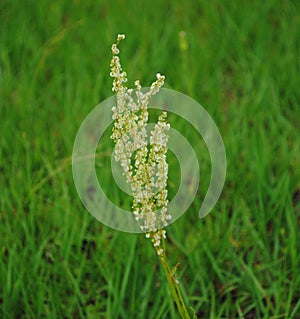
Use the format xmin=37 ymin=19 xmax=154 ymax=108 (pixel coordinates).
xmin=1 ymin=0 xmax=300 ymax=318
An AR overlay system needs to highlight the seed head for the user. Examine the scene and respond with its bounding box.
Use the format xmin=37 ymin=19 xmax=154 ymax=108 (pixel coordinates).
xmin=110 ymin=34 xmax=170 ymax=254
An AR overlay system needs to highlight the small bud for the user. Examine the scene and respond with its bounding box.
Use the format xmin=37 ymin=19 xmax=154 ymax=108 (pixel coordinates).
xmin=117 ymin=34 xmax=125 ymax=41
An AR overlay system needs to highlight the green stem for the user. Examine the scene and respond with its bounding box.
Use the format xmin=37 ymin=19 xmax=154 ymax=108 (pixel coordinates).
xmin=154 ymin=243 xmax=194 ymax=319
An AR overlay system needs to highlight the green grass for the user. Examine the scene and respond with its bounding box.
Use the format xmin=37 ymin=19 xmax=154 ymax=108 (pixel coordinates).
xmin=1 ymin=0 xmax=300 ymax=318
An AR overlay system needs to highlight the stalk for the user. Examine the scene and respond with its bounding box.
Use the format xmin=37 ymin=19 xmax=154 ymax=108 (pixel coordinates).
xmin=153 ymin=238 xmax=195 ymax=319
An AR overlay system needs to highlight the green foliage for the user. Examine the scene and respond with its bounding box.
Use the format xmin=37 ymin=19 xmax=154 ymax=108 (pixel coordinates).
xmin=1 ymin=0 xmax=299 ymax=318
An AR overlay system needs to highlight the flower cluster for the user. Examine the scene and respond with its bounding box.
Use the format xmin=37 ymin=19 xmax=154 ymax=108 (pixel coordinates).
xmin=110 ymin=34 xmax=171 ymax=255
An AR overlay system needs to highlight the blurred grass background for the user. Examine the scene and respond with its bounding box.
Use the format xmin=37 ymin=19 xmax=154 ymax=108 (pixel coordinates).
xmin=1 ymin=0 xmax=300 ymax=318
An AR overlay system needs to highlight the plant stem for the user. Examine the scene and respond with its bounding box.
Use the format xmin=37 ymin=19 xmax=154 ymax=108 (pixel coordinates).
xmin=154 ymin=243 xmax=195 ymax=319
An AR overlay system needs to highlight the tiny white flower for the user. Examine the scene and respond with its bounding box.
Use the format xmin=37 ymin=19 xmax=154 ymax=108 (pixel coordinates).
xmin=157 ymin=248 xmax=164 ymax=256
xmin=117 ymin=34 xmax=125 ymax=41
